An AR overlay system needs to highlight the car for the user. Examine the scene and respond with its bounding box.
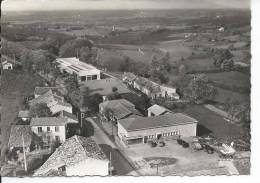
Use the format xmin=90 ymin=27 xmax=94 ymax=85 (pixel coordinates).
xmin=158 ymin=141 xmax=165 ymax=147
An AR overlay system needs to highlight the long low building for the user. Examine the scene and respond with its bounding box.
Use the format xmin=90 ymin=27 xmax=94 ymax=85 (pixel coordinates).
xmin=56 ymin=57 xmax=101 ymax=82
xmin=118 ymin=113 xmax=198 ymax=145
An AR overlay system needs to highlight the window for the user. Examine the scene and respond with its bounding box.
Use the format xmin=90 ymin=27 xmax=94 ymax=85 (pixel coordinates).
xmin=38 ymin=127 xmax=42 ymax=133
xmin=55 ymin=126 xmax=59 ymax=132
xmin=47 ymin=136 xmax=51 ymax=144
xmin=87 ymin=76 xmax=92 ymax=80
xmin=92 ymin=75 xmax=97 ymax=80
xmin=58 ymin=165 xmax=66 ymax=172
xmin=81 ymin=76 xmax=86 ymax=81
xmin=55 ymin=136 xmax=60 ymax=143
xmin=47 ymin=127 xmax=51 ymax=132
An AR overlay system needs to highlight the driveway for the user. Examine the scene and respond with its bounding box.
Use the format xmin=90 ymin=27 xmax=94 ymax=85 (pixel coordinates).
xmin=85 ymin=117 xmax=136 ymax=176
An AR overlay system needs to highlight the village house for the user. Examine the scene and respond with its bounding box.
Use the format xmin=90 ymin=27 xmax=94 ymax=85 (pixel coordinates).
xmin=2 ymin=61 xmax=13 ymax=70
xmin=80 ymin=78 xmax=131 ymax=100
xmin=33 ymin=135 xmax=109 ymax=176
xmin=8 ymin=125 xmax=36 ymax=152
xmin=56 ymin=57 xmax=101 ymax=83
xmin=123 ymin=72 xmax=179 ymax=100
xmin=18 ymin=110 xmax=31 ymax=122
xmin=147 ymin=104 xmax=171 ymax=117
xmin=29 ymin=90 xmax=73 ymax=115
xmin=117 ymin=113 xmax=198 ymax=146
xmin=30 ymin=117 xmax=68 ymax=146
xmin=99 ymin=99 xmax=143 ymax=122
xmin=58 ymin=110 xmax=78 ymax=124
xmin=34 ymin=87 xmax=60 ymax=98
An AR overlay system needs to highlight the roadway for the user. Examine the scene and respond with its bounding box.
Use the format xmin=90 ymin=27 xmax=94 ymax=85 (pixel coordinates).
xmin=85 ymin=117 xmax=137 ymax=176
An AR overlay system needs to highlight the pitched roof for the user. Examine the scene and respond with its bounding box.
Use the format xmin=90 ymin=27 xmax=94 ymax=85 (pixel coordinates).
xmin=34 ymin=135 xmax=108 ymax=176
xmin=61 ymin=111 xmax=78 ymax=123
xmin=18 ymin=110 xmax=30 ymax=118
xmin=100 ymin=99 xmax=142 ymax=119
xmin=8 ymin=125 xmax=33 ymax=148
xmin=29 ymin=90 xmax=56 ymax=106
xmin=34 ymin=87 xmax=52 ymax=96
xmin=123 ymin=72 xmax=137 ymax=82
xmin=148 ymin=104 xmax=171 ymax=116
xmin=30 ymin=117 xmax=67 ymax=126
xmin=135 ymin=77 xmax=161 ymax=94
xmin=118 ymin=113 xmax=198 ymax=132
xmin=80 ymin=78 xmax=130 ymax=96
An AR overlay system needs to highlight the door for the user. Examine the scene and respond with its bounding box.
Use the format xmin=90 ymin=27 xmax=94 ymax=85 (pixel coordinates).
xmin=157 ymin=134 xmax=162 ymax=140
xmin=144 ymin=136 xmax=148 ymax=143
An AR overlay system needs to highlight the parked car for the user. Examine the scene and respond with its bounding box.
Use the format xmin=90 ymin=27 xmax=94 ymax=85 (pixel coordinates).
xmin=158 ymin=141 xmax=165 ymax=147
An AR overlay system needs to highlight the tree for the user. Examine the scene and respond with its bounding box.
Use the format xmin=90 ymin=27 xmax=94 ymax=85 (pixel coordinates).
xmin=221 ymin=59 xmax=234 ymax=71
xmin=213 ymin=49 xmax=233 ymax=69
xmin=81 ymin=88 xmax=102 ymax=113
xmin=29 ymin=103 xmax=52 ymax=118
xmin=183 ymin=74 xmax=218 ymax=102
xmin=178 ymin=64 xmax=187 ymax=78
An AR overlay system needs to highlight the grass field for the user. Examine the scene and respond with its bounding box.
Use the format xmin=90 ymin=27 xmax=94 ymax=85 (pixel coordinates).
xmin=0 ymin=70 xmax=45 ymax=160
xmin=184 ymin=56 xmax=216 ymax=72
xmin=206 ymin=71 xmax=250 ymax=90
xmin=214 ymin=87 xmax=250 ymax=104
xmin=157 ymin=40 xmax=193 ymax=61
xmin=175 ymin=105 xmax=246 ymax=140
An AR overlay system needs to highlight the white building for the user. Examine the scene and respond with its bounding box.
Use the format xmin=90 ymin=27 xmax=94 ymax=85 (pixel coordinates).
xmin=118 ymin=113 xmax=198 ymax=146
xmin=56 ymin=57 xmax=101 ymax=82
xmin=30 ymin=117 xmax=67 ymax=145
xmin=2 ymin=61 xmax=13 ymax=70
xmin=34 ymin=135 xmax=109 ymax=176
xmin=147 ymin=104 xmax=171 ymax=117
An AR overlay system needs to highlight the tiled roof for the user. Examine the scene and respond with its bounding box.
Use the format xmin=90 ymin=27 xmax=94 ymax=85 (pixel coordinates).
xmin=34 ymin=87 xmax=52 ymax=96
xmin=8 ymin=125 xmax=33 ymax=148
xmin=80 ymin=78 xmax=130 ymax=96
xmin=61 ymin=111 xmax=78 ymax=123
xmin=30 ymin=117 xmax=67 ymax=126
xmin=118 ymin=113 xmax=198 ymax=132
xmin=29 ymin=90 xmax=56 ymax=106
xmin=18 ymin=110 xmax=30 ymax=118
xmin=135 ymin=77 xmax=161 ymax=94
xmin=148 ymin=104 xmax=171 ymax=116
xmin=123 ymin=72 xmax=137 ymax=82
xmin=100 ymin=99 xmax=142 ymax=119
xmin=34 ymin=135 xmax=108 ymax=176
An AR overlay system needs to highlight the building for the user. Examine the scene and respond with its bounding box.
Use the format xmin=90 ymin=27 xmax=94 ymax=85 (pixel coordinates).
xmin=80 ymin=78 xmax=131 ymax=99
xmin=123 ymin=72 xmax=179 ymax=100
xmin=29 ymin=90 xmax=72 ymax=115
xmin=18 ymin=110 xmax=31 ymax=121
xmin=30 ymin=117 xmax=67 ymax=145
xmin=56 ymin=57 xmax=101 ymax=82
xmin=59 ymin=110 xmax=78 ymax=124
xmin=118 ymin=113 xmax=198 ymax=145
xmin=122 ymin=72 xmax=138 ymax=86
xmin=33 ymin=135 xmax=109 ymax=176
xmin=2 ymin=61 xmax=13 ymax=70
xmin=8 ymin=125 xmax=35 ymax=152
xmin=34 ymin=87 xmax=60 ymax=98
xmin=99 ymin=99 xmax=143 ymax=122
xmin=147 ymin=104 xmax=171 ymax=117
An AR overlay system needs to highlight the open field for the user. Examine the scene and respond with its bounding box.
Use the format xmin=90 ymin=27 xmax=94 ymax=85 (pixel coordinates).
xmin=175 ymin=105 xmax=246 ymax=140
xmin=157 ymin=40 xmax=193 ymax=61
xmin=206 ymin=71 xmax=250 ymax=90
xmin=214 ymin=87 xmax=250 ymax=104
xmin=184 ymin=56 xmax=216 ymax=72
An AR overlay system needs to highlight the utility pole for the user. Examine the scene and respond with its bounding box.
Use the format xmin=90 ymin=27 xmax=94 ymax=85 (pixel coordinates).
xmin=22 ymin=134 xmax=28 ymax=172
xmin=109 ymin=151 xmax=113 ymax=176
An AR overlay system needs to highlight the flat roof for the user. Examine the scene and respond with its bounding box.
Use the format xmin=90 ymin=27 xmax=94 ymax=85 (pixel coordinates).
xmin=119 ymin=113 xmax=198 ymax=132
xmin=56 ymin=57 xmax=100 ymax=75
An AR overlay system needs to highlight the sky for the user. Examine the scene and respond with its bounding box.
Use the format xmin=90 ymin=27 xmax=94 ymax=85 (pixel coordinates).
xmin=2 ymin=0 xmax=250 ymax=11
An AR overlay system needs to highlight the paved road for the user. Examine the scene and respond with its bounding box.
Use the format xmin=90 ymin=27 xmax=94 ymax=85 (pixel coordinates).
xmin=85 ymin=118 xmax=136 ymax=176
